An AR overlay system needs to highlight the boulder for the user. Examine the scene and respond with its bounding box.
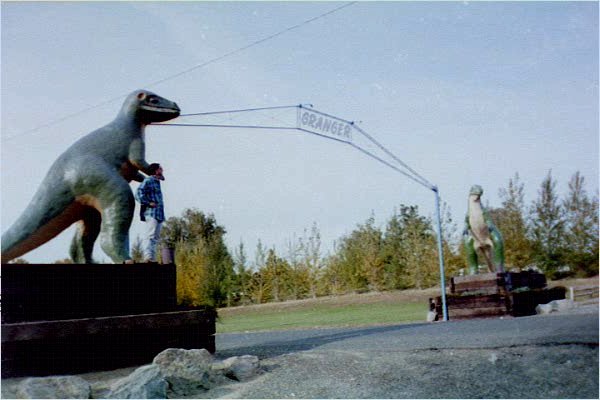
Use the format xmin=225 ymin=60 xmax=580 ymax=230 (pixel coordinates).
xmin=103 ymin=364 xmax=167 ymax=399
xmin=153 ymin=348 xmax=216 ymax=396
xmin=550 ymin=299 xmax=575 ymax=312
xmin=536 ymin=299 xmax=575 ymax=315
xmin=213 ymin=355 xmax=261 ymax=381
xmin=426 ymin=311 xmax=436 ymax=322
xmin=17 ymin=376 xmax=91 ymax=399
xmin=536 ymin=303 xmax=553 ymax=315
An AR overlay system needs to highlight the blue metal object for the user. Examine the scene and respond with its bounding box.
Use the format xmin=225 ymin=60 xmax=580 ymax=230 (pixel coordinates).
xmin=433 ymin=186 xmax=448 ymax=321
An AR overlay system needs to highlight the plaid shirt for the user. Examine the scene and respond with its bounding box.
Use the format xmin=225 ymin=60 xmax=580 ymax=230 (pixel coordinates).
xmin=136 ymin=176 xmax=165 ymax=222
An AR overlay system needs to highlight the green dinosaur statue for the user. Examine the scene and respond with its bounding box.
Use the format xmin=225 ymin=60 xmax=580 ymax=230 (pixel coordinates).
xmin=463 ymin=185 xmax=505 ymax=274
xmin=1 ymin=90 xmax=180 ymax=264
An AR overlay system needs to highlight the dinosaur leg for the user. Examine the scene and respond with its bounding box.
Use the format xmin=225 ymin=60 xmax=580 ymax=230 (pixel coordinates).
xmin=490 ymin=228 xmax=505 ymax=273
xmin=463 ymin=235 xmax=479 ymax=275
xmin=480 ymin=245 xmax=495 ymax=273
xmin=98 ymin=186 xmax=134 ymax=263
xmin=77 ymin=164 xmax=134 ymax=263
xmin=69 ymin=207 xmax=101 ymax=263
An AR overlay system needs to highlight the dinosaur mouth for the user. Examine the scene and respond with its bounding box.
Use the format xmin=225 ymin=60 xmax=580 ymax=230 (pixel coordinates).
xmin=142 ymin=105 xmax=180 ymax=114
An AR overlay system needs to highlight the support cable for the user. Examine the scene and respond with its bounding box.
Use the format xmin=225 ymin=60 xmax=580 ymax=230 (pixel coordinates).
xmin=154 ymin=120 xmax=433 ymax=189
xmin=154 ymin=123 xmax=297 ymax=130
xmin=347 ymin=142 xmax=435 ymax=190
xmin=3 ymin=2 xmax=356 ymax=142
xmin=179 ymin=105 xmax=304 ymax=118
xmin=143 ymin=2 xmax=356 ymax=90
xmin=352 ymin=125 xmax=435 ymax=190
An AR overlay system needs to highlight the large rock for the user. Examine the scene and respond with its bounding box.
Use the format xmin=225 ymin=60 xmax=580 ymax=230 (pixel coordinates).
xmin=550 ymin=299 xmax=575 ymax=312
xmin=17 ymin=376 xmax=91 ymax=399
xmin=536 ymin=299 xmax=575 ymax=315
xmin=536 ymin=303 xmax=554 ymax=315
xmin=213 ymin=355 xmax=261 ymax=381
xmin=153 ymin=348 xmax=217 ymax=396
xmin=426 ymin=311 xmax=437 ymax=322
xmin=103 ymin=364 xmax=168 ymax=399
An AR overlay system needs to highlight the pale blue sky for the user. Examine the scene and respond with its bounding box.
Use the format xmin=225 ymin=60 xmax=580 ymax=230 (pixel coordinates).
xmin=1 ymin=1 xmax=598 ymax=263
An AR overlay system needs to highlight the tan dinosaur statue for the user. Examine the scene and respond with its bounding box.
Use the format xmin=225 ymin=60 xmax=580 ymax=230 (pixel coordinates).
xmin=463 ymin=185 xmax=506 ymax=274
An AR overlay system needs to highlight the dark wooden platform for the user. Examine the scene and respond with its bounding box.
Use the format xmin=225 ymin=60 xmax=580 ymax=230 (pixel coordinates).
xmin=431 ymin=271 xmax=565 ymax=320
xmin=1 ymin=309 xmax=216 ymax=377
xmin=1 ymin=263 xmax=216 ymax=377
xmin=1 ymin=263 xmax=177 ymax=323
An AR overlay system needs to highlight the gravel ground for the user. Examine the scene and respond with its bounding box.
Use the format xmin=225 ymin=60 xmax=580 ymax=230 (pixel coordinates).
xmin=207 ymin=304 xmax=598 ymax=399
xmin=202 ymin=344 xmax=597 ymax=399
xmin=2 ymin=302 xmax=598 ymax=399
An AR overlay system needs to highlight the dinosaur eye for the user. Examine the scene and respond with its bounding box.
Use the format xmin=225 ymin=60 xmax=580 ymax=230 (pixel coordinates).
xmin=137 ymin=92 xmax=146 ymax=100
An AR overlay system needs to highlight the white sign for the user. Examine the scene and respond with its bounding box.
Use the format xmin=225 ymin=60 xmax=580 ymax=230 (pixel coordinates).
xmin=298 ymin=109 xmax=352 ymax=142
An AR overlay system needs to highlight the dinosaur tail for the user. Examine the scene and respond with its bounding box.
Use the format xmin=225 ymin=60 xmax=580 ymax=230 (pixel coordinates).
xmin=1 ymin=185 xmax=76 ymax=263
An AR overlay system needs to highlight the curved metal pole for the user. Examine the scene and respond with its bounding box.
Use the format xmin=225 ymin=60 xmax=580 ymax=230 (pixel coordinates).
xmin=433 ymin=186 xmax=448 ymax=321
xmin=157 ymin=106 xmax=451 ymax=321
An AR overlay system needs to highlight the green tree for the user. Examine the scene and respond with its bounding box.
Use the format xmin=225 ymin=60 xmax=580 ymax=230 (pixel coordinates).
xmin=562 ymin=171 xmax=599 ymax=277
xmin=176 ymin=240 xmax=210 ymax=306
xmin=328 ymin=233 xmax=369 ymax=293
xmin=248 ymin=270 xmax=270 ymax=304
xmin=324 ymin=206 xmax=442 ymax=293
xmin=320 ymin=248 xmax=347 ymax=296
xmin=247 ymin=240 xmax=269 ymax=303
xmin=529 ymin=171 xmax=566 ymax=277
xmin=285 ymin=234 xmax=311 ymax=300
xmin=495 ymin=173 xmax=533 ymax=269
xmin=381 ymin=211 xmax=408 ymax=290
xmin=437 ymin=201 xmax=463 ymax=279
xmin=161 ymin=209 xmax=234 ymax=307
xmin=262 ymin=248 xmax=296 ymax=302
xmin=332 ymin=214 xmax=383 ymax=292
xmin=245 ymin=243 xmax=297 ymax=303
xmin=299 ymin=222 xmax=323 ymax=298
xmin=397 ymin=205 xmax=437 ymax=289
xmin=358 ymin=214 xmax=385 ymax=291
xmin=231 ymin=241 xmax=252 ymax=305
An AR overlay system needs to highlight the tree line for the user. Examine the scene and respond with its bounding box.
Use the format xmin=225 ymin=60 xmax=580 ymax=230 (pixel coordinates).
xmin=32 ymin=170 xmax=596 ymax=307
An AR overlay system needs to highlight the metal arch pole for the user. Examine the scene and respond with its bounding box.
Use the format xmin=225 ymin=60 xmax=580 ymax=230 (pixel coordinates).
xmin=433 ymin=186 xmax=448 ymax=321
xmin=159 ymin=106 xmax=451 ymax=320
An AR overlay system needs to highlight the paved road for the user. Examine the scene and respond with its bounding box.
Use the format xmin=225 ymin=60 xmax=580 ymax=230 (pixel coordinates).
xmin=207 ymin=310 xmax=599 ymax=398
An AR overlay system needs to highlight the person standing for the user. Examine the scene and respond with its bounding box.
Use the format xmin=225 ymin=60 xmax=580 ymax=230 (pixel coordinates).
xmin=136 ymin=163 xmax=165 ymax=263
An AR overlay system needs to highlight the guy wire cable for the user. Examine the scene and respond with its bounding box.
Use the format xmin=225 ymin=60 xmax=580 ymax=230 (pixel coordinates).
xmin=3 ymin=2 xmax=356 ymax=142
xmin=156 ymin=111 xmax=434 ymax=190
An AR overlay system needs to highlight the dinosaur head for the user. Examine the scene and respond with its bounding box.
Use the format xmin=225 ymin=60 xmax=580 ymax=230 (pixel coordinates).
xmin=120 ymin=90 xmax=181 ymax=124
xmin=469 ymin=185 xmax=484 ymax=201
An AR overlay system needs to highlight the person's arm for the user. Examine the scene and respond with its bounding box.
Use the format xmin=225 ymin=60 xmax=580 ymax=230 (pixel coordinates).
xmin=136 ymin=180 xmax=150 ymax=205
